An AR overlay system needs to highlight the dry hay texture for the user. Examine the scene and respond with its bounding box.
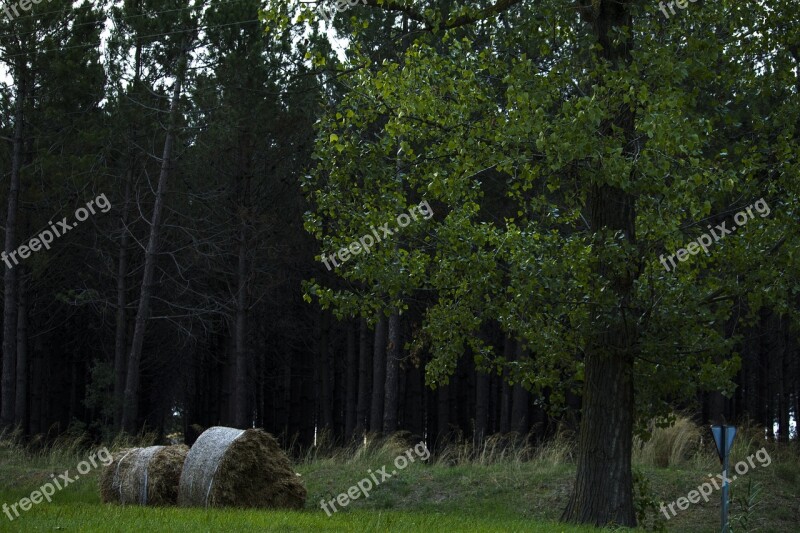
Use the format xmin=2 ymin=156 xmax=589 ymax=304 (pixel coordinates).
xmin=99 ymin=445 xmax=188 ymax=505
xmin=178 ymin=426 xmax=306 ymax=509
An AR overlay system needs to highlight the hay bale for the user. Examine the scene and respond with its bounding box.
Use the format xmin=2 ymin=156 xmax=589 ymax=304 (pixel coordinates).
xmin=178 ymin=427 xmax=306 ymax=509
xmin=99 ymin=445 xmax=188 ymax=505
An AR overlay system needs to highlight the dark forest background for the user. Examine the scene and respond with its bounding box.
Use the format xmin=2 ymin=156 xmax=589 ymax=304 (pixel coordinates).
xmin=0 ymin=0 xmax=797 ymax=456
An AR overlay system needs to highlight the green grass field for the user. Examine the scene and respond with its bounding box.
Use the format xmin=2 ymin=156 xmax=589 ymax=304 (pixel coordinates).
xmin=1 ymin=423 xmax=798 ymax=532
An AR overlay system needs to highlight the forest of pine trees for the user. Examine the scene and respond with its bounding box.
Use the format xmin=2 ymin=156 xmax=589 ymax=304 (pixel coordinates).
xmin=0 ymin=4 xmax=797 ymax=524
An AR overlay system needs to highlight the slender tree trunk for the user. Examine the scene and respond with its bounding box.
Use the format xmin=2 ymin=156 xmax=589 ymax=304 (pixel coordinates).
xmin=113 ymin=174 xmax=132 ymax=430
xmin=406 ymin=363 xmax=424 ymax=437
xmin=318 ymin=312 xmax=333 ymax=432
xmin=334 ymin=334 xmax=345 ymax=435
xmin=301 ymin=350 xmax=316 ymax=447
xmin=115 ymin=35 xmax=142 ymax=430
xmin=233 ymin=221 xmax=249 ymax=428
xmin=279 ymin=357 xmax=291 ymax=435
xmin=758 ymin=314 xmax=771 ymax=430
xmin=778 ymin=314 xmax=790 ymax=442
xmin=1 ymin=69 xmax=25 ymax=429
xmin=489 ymin=370 xmax=499 ymax=433
xmin=14 ymin=274 xmax=28 ymax=431
xmin=475 ymin=367 xmax=489 ymax=445
xmin=354 ymin=318 xmax=371 ymax=436
xmin=232 ymin=118 xmax=254 ymax=429
xmin=511 ymin=343 xmax=530 ymax=434
xmin=499 ymin=337 xmax=513 ymax=433
xmin=344 ymin=320 xmax=357 ymax=440
xmin=370 ymin=315 xmax=387 ymax=433
xmin=29 ymin=337 xmax=42 ymax=435
xmin=437 ymin=383 xmax=450 ymax=442
xmin=121 ymin=41 xmax=191 ymax=433
xmin=69 ymin=364 xmax=79 ymax=422
xmin=383 ymin=312 xmax=400 ymax=434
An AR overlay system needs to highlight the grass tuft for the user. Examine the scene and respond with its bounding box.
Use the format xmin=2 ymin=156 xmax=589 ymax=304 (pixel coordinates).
xmin=633 ymin=415 xmax=702 ymax=468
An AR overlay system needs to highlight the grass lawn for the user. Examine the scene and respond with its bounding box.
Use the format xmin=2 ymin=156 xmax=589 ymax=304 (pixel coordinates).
xmin=1 ymin=430 xmax=798 ymax=532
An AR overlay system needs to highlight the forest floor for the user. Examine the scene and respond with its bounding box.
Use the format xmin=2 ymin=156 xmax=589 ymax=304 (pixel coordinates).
xmin=0 ymin=427 xmax=798 ymax=532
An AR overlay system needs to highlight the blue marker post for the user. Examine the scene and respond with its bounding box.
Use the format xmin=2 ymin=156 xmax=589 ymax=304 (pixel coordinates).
xmin=711 ymin=424 xmax=737 ymax=533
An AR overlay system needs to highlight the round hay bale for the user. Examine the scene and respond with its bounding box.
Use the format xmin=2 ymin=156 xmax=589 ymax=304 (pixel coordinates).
xmin=99 ymin=444 xmax=188 ymax=506
xmin=178 ymin=427 xmax=306 ymax=509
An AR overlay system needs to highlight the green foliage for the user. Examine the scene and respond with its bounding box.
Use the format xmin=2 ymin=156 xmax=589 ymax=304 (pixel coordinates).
xmin=729 ymin=479 xmax=762 ymax=533
xmin=632 ymin=466 xmax=667 ymax=532
xmin=286 ymin=0 xmax=800 ymax=429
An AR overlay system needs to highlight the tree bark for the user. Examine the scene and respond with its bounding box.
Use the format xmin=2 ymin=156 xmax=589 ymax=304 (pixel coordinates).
xmin=370 ymin=315 xmax=387 ymax=433
xmin=114 ymin=23 xmax=145 ymax=432
xmin=437 ymin=382 xmax=450 ymax=442
xmin=113 ymin=173 xmax=132 ymax=430
xmin=354 ymin=318 xmax=371 ymax=436
xmin=382 ymin=312 xmax=400 ymax=434
xmin=475 ymin=367 xmax=489 ymax=444
xmin=499 ymin=337 xmax=513 ymax=433
xmin=1 ymin=67 xmax=25 ymax=429
xmin=562 ymin=1 xmax=638 ymax=525
xmin=511 ymin=342 xmax=530 ymax=434
xmin=344 ymin=320 xmax=358 ymax=439
xmin=778 ymin=314 xmax=790 ymax=442
xmin=121 ymin=40 xmax=191 ymax=433
xmin=562 ymin=339 xmax=635 ymax=525
xmin=233 ymin=221 xmax=249 ymax=428
xmin=318 ymin=312 xmax=333 ymax=432
xmin=29 ymin=337 xmax=42 ymax=435
xmin=14 ymin=274 xmax=28 ymax=431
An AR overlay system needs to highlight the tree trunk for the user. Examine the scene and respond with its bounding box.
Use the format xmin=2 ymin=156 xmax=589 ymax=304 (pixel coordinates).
xmin=344 ymin=320 xmax=358 ymax=440
xmin=233 ymin=221 xmax=249 ymax=428
xmin=113 ymin=173 xmax=132 ymax=430
xmin=354 ymin=318 xmax=371 ymax=436
xmin=14 ymin=274 xmax=28 ymax=431
xmin=318 ymin=312 xmax=333 ymax=432
xmin=437 ymin=382 xmax=450 ymax=442
xmin=562 ymin=343 xmax=635 ymax=525
xmin=121 ymin=40 xmax=191 ymax=433
xmin=561 ymin=0 xmax=638 ymax=526
xmin=499 ymin=337 xmax=513 ymax=433
xmin=1 ymin=68 xmax=25 ymax=429
xmin=561 ymin=196 xmax=638 ymax=526
xmin=757 ymin=314 xmax=771 ymax=431
xmin=383 ymin=312 xmax=400 ymax=434
xmin=511 ymin=342 xmax=530 ymax=434
xmin=115 ymin=34 xmax=142 ymax=431
xmin=475 ymin=367 xmax=489 ymax=444
xmin=778 ymin=314 xmax=790 ymax=442
xmin=370 ymin=315 xmax=387 ymax=433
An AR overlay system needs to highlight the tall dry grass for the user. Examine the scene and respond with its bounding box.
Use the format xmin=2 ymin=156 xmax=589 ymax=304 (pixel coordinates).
xmin=295 ymin=427 xmax=576 ymax=467
xmin=633 ymin=415 xmax=704 ymax=468
xmin=0 ymin=423 xmax=156 ymax=469
xmin=632 ymin=414 xmax=792 ymax=471
xmin=434 ymin=428 xmax=576 ymax=466
xmin=298 ymin=429 xmax=419 ymax=465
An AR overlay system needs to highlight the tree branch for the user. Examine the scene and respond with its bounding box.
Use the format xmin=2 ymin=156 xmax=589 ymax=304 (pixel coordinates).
xmin=362 ymin=0 xmax=524 ymax=30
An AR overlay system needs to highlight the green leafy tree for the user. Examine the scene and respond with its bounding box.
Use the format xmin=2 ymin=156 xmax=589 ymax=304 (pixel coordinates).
xmin=296 ymin=0 xmax=799 ymax=526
